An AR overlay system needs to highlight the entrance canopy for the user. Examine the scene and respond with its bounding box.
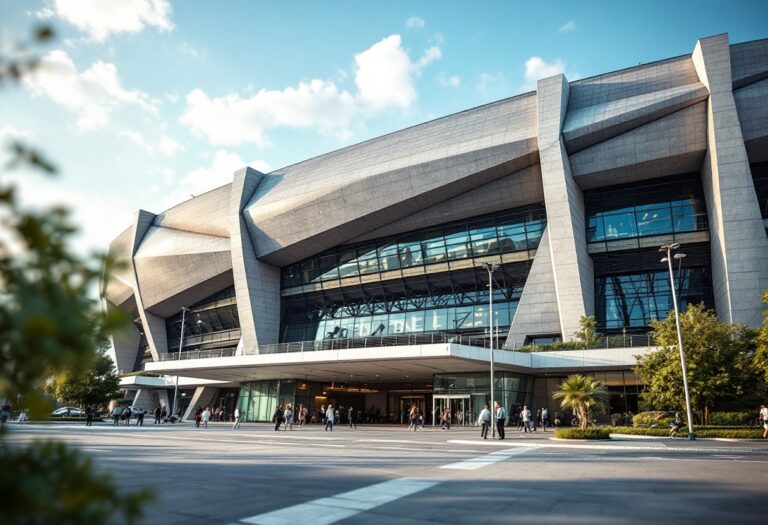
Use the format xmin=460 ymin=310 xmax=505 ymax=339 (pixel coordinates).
xmin=144 ymin=344 xmax=651 ymax=384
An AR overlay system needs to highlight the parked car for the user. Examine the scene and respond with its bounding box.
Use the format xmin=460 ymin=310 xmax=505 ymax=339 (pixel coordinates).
xmin=51 ymin=406 xmax=84 ymax=417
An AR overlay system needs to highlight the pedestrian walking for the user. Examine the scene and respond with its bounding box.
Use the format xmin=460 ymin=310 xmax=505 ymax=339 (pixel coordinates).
xmin=441 ymin=408 xmax=451 ymax=430
xmin=201 ymin=406 xmax=211 ymax=429
xmin=233 ymin=407 xmax=241 ymax=429
xmin=521 ymin=405 xmax=532 ymax=433
xmin=273 ymin=405 xmax=284 ymax=431
xmin=325 ymin=404 xmax=335 ymax=431
xmin=17 ymin=409 xmax=28 ymax=424
xmin=160 ymin=406 xmax=167 ymax=423
xmin=84 ymin=406 xmax=93 ymax=426
xmin=478 ymin=402 xmax=491 ymax=439
xmin=1 ymin=403 xmax=11 ymax=425
xmin=136 ymin=407 xmax=145 ymax=426
xmin=284 ymin=404 xmax=294 ymax=431
xmin=154 ymin=405 xmax=162 ymax=424
xmin=408 ymin=406 xmax=419 ymax=431
xmin=348 ymin=406 xmax=357 ymax=429
xmin=123 ymin=405 xmax=132 ymax=426
xmin=111 ymin=405 xmax=122 ymax=426
xmin=298 ymin=405 xmax=307 ymax=428
xmin=495 ymin=401 xmax=506 ymax=440
xmin=669 ymin=411 xmax=683 ymax=437
xmin=319 ymin=404 xmax=326 ymax=425
xmin=194 ymin=406 xmax=203 ymax=428
xmin=542 ymin=407 xmax=550 ymax=431
xmin=759 ymin=404 xmax=768 ymax=439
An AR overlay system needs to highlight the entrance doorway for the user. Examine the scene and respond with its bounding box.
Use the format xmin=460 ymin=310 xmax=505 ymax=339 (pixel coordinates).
xmin=432 ymin=395 xmax=472 ymax=427
xmin=398 ymin=395 xmax=426 ymax=425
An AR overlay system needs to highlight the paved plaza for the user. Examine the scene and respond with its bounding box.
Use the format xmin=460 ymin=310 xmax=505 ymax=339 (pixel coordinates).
xmin=6 ymin=422 xmax=768 ymax=524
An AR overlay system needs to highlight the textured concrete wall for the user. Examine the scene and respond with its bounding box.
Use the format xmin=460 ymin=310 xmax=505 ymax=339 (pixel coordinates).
xmin=231 ymin=167 xmax=282 ymax=350
xmin=537 ymin=75 xmax=594 ymax=340
xmin=693 ymin=34 xmax=768 ymax=327
xmin=182 ymin=387 xmax=218 ymax=421
xmin=504 ymin=227 xmax=561 ymax=347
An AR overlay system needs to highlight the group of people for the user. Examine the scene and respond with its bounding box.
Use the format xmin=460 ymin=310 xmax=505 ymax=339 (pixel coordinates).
xmin=478 ymin=401 xmax=508 ymax=439
xmin=0 ymin=403 xmax=25 ymax=425
xmin=272 ymin=404 xmax=310 ymax=431
xmin=110 ymin=404 xmax=146 ymax=426
xmin=514 ymin=406 xmax=550 ymax=432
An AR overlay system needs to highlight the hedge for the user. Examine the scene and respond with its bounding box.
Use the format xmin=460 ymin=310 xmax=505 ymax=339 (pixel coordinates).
xmin=632 ymin=411 xmax=674 ymax=428
xmin=708 ymin=412 xmax=754 ymax=426
xmin=554 ymin=428 xmax=611 ymax=440
xmin=605 ymin=426 xmax=764 ymax=439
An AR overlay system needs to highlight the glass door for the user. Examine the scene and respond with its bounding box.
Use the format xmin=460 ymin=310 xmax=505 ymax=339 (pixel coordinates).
xmin=432 ymin=395 xmax=471 ymax=426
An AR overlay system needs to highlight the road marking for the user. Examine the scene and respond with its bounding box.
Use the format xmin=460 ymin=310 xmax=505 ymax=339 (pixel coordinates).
xmin=446 ymin=439 xmax=768 ymax=455
xmin=439 ymin=446 xmax=535 ymax=470
xmin=234 ymin=477 xmax=438 ymax=525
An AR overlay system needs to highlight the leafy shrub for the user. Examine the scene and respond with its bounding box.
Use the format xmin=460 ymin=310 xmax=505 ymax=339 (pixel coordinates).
xmin=632 ymin=411 xmax=674 ymax=428
xmin=708 ymin=412 xmax=754 ymax=426
xmin=554 ymin=428 xmax=611 ymax=440
xmin=604 ymin=426 xmax=764 ymax=439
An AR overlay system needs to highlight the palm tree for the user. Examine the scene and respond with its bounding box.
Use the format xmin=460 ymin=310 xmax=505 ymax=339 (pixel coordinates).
xmin=552 ymin=374 xmax=609 ymax=430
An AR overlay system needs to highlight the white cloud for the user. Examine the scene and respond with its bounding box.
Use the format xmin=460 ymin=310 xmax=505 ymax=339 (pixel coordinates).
xmin=523 ymin=57 xmax=576 ymax=90
xmin=181 ymin=34 xmax=441 ymax=147
xmin=559 ymin=20 xmax=576 ymax=33
xmin=163 ymin=150 xmax=270 ymax=208
xmin=406 ymin=16 xmax=425 ymax=29
xmin=38 ymin=0 xmax=173 ymax=42
xmin=119 ymin=130 xmax=182 ymax=157
xmin=437 ymin=73 xmax=461 ymax=88
xmin=24 ymin=50 xmax=157 ymax=130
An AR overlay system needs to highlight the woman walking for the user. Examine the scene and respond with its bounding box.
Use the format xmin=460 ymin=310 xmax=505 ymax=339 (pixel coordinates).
xmin=232 ymin=407 xmax=241 ymax=430
xmin=441 ymin=408 xmax=451 ymax=430
xmin=284 ymin=404 xmax=294 ymax=431
xmin=201 ymin=406 xmax=211 ymax=429
xmin=273 ymin=405 xmax=284 ymax=431
xmin=478 ymin=402 xmax=491 ymax=439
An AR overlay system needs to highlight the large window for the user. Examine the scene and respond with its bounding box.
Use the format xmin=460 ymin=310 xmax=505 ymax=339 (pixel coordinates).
xmin=752 ymin=163 xmax=768 ymax=236
xmin=280 ymin=264 xmax=530 ymax=342
xmin=166 ymin=286 xmax=240 ymax=351
xmin=593 ymin=244 xmax=714 ymax=333
xmin=281 ymin=205 xmax=546 ymax=289
xmin=585 ymin=174 xmax=708 ymax=245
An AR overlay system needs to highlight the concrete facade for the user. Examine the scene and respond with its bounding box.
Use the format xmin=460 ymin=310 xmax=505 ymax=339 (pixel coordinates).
xmin=103 ymin=34 xmax=768 ymax=403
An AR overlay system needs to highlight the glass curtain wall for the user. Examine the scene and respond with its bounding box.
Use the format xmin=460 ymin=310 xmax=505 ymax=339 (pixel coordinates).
xmin=281 ymin=205 xmax=546 ymax=289
xmin=236 ymin=380 xmax=296 ymax=422
xmin=592 ymin=244 xmax=714 ymax=333
xmin=585 ymin=174 xmax=709 ymax=248
xmin=166 ymin=285 xmax=240 ymax=352
xmin=433 ymin=372 xmax=533 ymax=425
xmin=281 ymin=263 xmax=531 ymax=342
xmin=752 ymin=163 xmax=768 ymax=236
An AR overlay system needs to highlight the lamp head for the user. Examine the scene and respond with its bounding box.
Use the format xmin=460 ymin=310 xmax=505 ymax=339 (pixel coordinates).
xmin=673 ymin=253 xmax=686 ymax=260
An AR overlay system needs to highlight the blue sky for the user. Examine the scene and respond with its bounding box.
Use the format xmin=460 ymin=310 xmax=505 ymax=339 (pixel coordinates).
xmin=2 ymin=0 xmax=767 ymax=254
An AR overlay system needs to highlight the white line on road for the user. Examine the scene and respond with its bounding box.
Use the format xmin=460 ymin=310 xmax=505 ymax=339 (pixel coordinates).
xmin=234 ymin=477 xmax=439 ymax=525
xmin=439 ymin=446 xmax=535 ymax=470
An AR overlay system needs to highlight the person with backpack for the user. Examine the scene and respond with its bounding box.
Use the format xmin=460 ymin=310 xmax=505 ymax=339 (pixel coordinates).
xmin=441 ymin=408 xmax=451 ymax=430
xmin=123 ymin=405 xmax=132 ymax=426
xmin=194 ymin=406 xmax=203 ymax=428
xmin=478 ymin=402 xmax=491 ymax=439
xmin=273 ymin=405 xmax=284 ymax=431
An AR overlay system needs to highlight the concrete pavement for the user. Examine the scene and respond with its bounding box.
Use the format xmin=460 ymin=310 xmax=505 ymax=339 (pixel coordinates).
xmin=5 ymin=422 xmax=768 ymax=524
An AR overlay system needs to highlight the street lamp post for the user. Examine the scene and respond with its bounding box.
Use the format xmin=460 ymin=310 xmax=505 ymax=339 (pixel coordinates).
xmin=660 ymin=243 xmax=695 ymax=441
xmin=171 ymin=307 xmax=188 ymax=420
xmin=481 ymin=262 xmax=499 ymax=437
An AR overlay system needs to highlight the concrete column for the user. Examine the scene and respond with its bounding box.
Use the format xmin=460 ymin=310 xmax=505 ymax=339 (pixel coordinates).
xmin=504 ymin=227 xmax=561 ymax=347
xmin=537 ymin=75 xmax=595 ymax=340
xmin=182 ymin=387 xmax=219 ymax=421
xmin=230 ymin=167 xmax=282 ymax=351
xmin=128 ymin=210 xmax=169 ymax=360
xmin=692 ymin=34 xmax=768 ymax=327
xmin=132 ymin=389 xmax=155 ymax=412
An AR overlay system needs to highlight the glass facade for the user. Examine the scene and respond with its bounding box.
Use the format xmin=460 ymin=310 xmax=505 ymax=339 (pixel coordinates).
xmin=752 ymin=163 xmax=768 ymax=235
xmin=281 ymin=205 xmax=546 ymax=288
xmin=281 ymin=263 xmax=531 ymax=342
xmin=433 ymin=372 xmax=533 ymax=424
xmin=166 ymin=286 xmax=240 ymax=351
xmin=585 ymin=174 xmax=708 ymax=246
xmin=279 ymin=205 xmax=546 ymax=343
xmin=592 ymin=244 xmax=714 ymax=333
xmin=236 ymin=380 xmax=296 ymax=422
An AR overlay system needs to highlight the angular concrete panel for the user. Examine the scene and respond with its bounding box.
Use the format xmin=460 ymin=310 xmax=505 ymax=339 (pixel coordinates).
xmin=152 ymin=184 xmax=232 ymax=238
xmin=570 ymin=102 xmax=708 ymax=189
xmin=231 ymin=167 xmax=282 ymax=351
xmin=504 ymin=227 xmax=561 ymax=348
xmin=537 ymin=74 xmax=595 ymax=341
xmin=693 ymin=34 xmax=768 ymax=327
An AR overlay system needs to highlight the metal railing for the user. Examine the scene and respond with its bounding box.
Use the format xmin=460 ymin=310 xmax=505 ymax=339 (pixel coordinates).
xmin=157 ymin=347 xmax=237 ymax=361
xmin=155 ymin=332 xmax=655 ymax=361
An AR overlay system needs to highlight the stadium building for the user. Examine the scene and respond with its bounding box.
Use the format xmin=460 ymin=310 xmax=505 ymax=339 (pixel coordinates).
xmin=104 ymin=34 xmax=768 ymax=423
